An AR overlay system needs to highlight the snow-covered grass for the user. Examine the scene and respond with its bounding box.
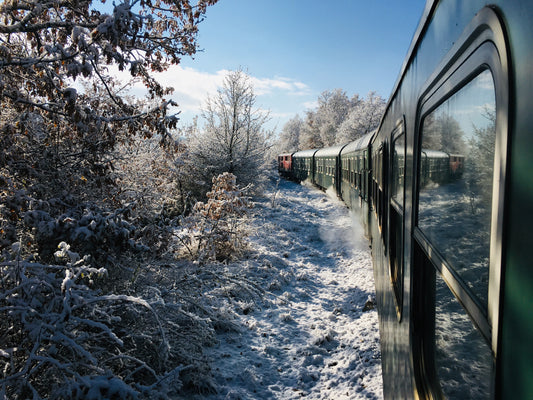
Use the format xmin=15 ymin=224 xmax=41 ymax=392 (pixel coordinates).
xmin=194 ymin=178 xmax=383 ymax=399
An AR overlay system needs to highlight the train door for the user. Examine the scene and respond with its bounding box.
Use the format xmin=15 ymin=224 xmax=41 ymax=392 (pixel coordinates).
xmin=335 ymin=154 xmax=342 ymax=196
xmin=411 ymin=10 xmax=509 ymax=398
xmin=389 ymin=119 xmax=405 ymax=319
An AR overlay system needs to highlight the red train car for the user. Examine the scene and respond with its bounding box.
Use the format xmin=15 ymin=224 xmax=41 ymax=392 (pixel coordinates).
xmin=449 ymin=153 xmax=465 ymax=178
xmin=277 ymin=153 xmax=294 ymax=177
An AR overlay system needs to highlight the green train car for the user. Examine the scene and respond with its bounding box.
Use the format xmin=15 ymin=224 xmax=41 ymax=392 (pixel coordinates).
xmin=314 ymin=144 xmax=347 ymax=193
xmin=279 ymin=0 xmax=533 ymax=398
xmin=292 ymin=149 xmax=317 ymax=183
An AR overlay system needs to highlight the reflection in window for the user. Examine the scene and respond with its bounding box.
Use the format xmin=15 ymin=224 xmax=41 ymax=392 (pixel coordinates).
xmin=435 ymin=273 xmax=493 ymax=398
xmin=390 ymin=132 xmax=405 ymax=313
xmin=418 ymin=69 xmax=496 ymax=308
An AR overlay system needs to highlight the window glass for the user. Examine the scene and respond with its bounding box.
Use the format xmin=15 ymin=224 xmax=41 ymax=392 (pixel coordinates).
xmin=418 ymin=70 xmax=496 ymax=307
xmin=435 ymin=273 xmax=492 ymax=398
xmin=392 ymin=133 xmax=405 ymax=206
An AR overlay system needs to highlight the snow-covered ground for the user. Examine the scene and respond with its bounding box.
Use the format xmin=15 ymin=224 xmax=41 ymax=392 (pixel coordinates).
xmin=195 ymin=178 xmax=383 ymax=399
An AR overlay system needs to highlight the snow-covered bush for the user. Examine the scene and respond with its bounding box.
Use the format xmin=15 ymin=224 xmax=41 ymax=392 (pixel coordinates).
xmin=176 ymin=173 xmax=252 ymax=263
xmin=0 ymin=243 xmax=170 ymax=399
xmin=1 ymin=240 xmax=255 ymax=399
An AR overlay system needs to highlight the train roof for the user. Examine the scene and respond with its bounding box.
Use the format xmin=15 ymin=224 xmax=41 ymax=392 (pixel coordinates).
xmin=315 ymin=143 xmax=348 ymax=158
xmin=292 ymin=149 xmax=319 ymax=158
xmin=340 ymin=131 xmax=375 ymax=155
xmin=421 ymin=149 xmax=449 ymax=158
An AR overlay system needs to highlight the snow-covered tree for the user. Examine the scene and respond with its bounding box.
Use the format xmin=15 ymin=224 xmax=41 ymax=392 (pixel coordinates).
xmin=0 ymin=0 xmax=218 ymax=260
xmin=466 ymin=109 xmax=496 ymax=206
xmin=0 ymin=0 xmax=218 ymax=144
xmin=336 ymin=91 xmax=386 ymax=144
xmin=422 ymin=110 xmax=466 ymax=155
xmin=278 ymin=115 xmax=303 ymax=153
xmin=190 ymin=69 xmax=273 ymax=190
xmin=315 ymin=89 xmax=352 ymax=146
xmin=299 ymin=110 xmax=323 ymax=150
xmin=287 ymin=90 xmax=385 ymax=151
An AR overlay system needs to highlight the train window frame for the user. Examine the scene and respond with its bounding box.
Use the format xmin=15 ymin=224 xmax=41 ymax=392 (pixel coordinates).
xmin=389 ymin=117 xmax=406 ymax=320
xmin=390 ymin=119 xmax=406 ymax=214
xmin=378 ymin=143 xmax=388 ymax=248
xmin=411 ymin=7 xmax=510 ymax=399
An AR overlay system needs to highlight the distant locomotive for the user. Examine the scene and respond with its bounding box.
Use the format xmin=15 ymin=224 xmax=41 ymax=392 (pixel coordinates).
xmin=279 ymin=1 xmax=533 ymax=398
xmin=277 ymin=153 xmax=293 ymax=178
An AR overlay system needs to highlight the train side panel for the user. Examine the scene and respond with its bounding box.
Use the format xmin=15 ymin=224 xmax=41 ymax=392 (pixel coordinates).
xmin=340 ymin=133 xmax=374 ymax=236
xmin=314 ymin=145 xmax=346 ymax=193
xmin=292 ymin=149 xmax=318 ymax=183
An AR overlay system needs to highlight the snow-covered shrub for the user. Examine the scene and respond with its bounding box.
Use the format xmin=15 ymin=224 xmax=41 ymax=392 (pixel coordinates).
xmin=0 ymin=243 xmax=189 ymax=399
xmin=1 ymin=238 xmax=269 ymax=399
xmin=176 ymin=172 xmax=252 ymax=263
xmin=0 ymin=186 xmax=143 ymax=276
xmin=111 ymin=135 xmax=197 ymax=257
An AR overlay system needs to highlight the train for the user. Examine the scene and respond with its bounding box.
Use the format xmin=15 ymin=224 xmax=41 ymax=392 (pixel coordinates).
xmin=278 ymin=1 xmax=533 ymax=398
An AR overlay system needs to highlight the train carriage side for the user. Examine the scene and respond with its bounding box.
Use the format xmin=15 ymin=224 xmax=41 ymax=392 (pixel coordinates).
xmin=370 ymin=1 xmax=533 ymax=399
xmin=292 ymin=149 xmax=318 ymax=183
xmin=340 ymin=132 xmax=374 ymax=233
xmin=313 ymin=144 xmax=347 ymax=193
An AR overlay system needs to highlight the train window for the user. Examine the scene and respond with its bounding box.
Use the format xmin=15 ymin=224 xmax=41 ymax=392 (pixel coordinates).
xmin=377 ymin=145 xmax=387 ymax=236
xmin=362 ymin=150 xmax=368 ymax=200
xmin=390 ymin=124 xmax=405 ymax=318
xmin=418 ymin=69 xmax=496 ymax=308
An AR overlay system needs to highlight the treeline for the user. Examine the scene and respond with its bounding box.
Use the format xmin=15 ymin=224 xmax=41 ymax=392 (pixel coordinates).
xmin=278 ymin=89 xmax=386 ymax=152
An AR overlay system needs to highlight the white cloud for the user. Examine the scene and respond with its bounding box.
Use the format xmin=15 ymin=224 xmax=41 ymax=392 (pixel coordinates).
xmin=118 ymin=66 xmax=311 ymax=112
xmin=251 ymin=76 xmax=311 ymax=96
xmin=124 ymin=66 xmax=228 ymax=113
xmin=294 ymin=82 xmax=309 ymax=91
xmin=271 ymin=111 xmax=299 ymax=119
xmin=103 ymin=65 xmax=314 ymax=131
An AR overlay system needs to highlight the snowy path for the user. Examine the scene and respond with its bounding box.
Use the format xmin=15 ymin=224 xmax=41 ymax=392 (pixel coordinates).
xmin=197 ymin=179 xmax=382 ymax=399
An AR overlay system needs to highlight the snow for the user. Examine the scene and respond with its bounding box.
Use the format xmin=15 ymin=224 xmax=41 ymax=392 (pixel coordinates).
xmin=193 ymin=178 xmax=383 ymax=399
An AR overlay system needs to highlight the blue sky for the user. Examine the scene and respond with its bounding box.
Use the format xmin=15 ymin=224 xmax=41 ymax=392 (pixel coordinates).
xmin=141 ymin=0 xmax=428 ymax=133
